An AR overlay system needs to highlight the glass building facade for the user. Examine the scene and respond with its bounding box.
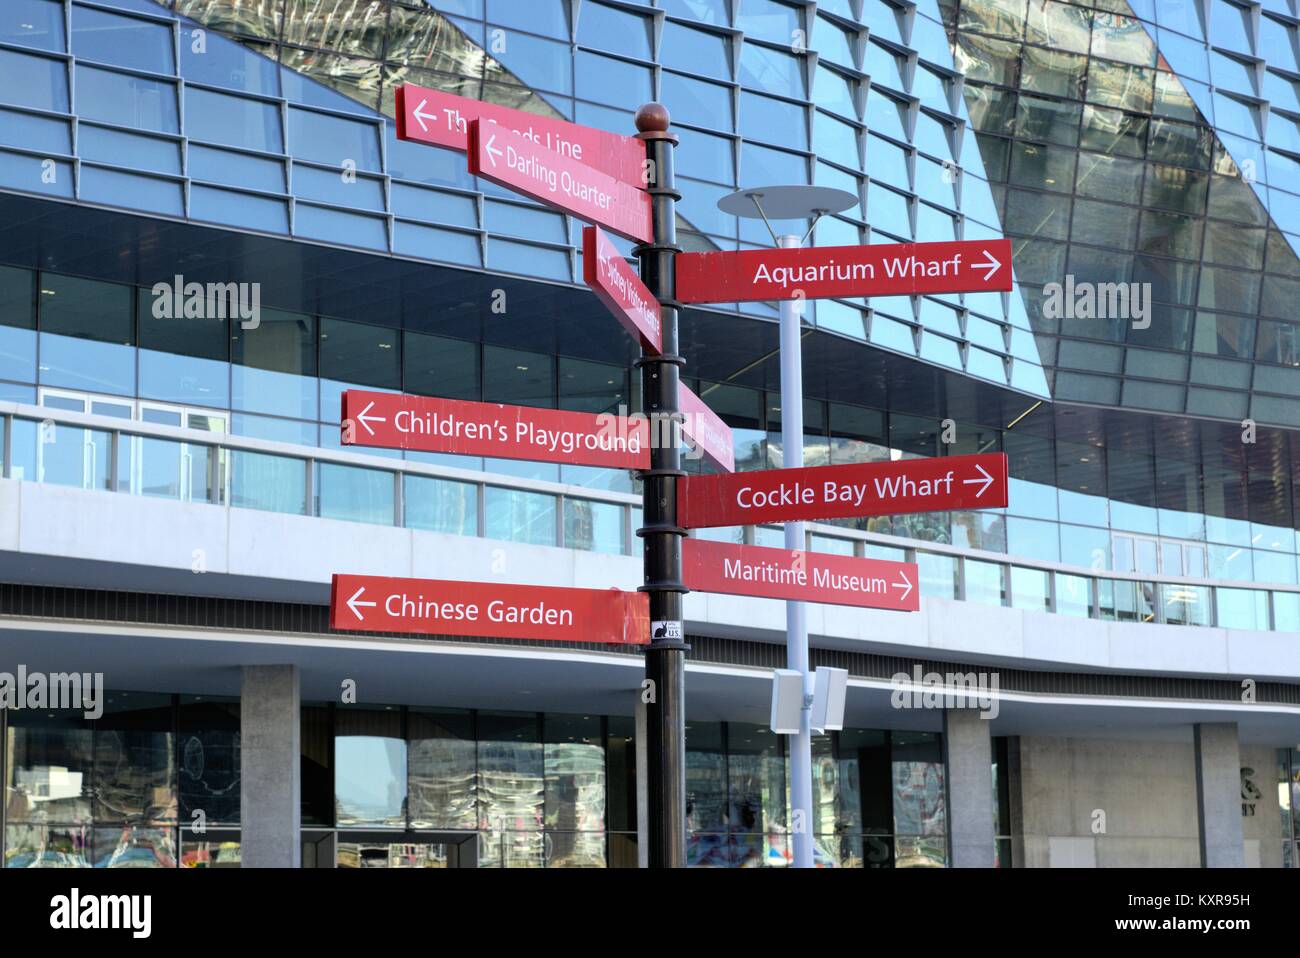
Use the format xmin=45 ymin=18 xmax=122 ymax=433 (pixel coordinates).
xmin=2 ymin=696 xmax=969 ymax=867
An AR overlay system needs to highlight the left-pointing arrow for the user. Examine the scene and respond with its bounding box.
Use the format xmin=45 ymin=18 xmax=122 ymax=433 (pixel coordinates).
xmin=347 ymin=586 xmax=377 ymax=621
xmin=412 ymin=98 xmax=435 ymax=133
xmin=356 ymin=401 xmax=385 ymax=436
xmin=485 ymin=133 xmax=503 ymax=167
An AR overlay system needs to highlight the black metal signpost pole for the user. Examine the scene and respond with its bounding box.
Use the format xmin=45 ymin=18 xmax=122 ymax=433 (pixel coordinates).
xmin=633 ymin=103 xmax=687 ymax=868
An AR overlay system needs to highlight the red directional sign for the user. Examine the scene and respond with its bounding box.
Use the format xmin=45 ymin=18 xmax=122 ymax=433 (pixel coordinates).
xmin=680 ymin=383 xmax=735 ymax=473
xmin=395 ymin=84 xmax=646 ymax=189
xmin=330 ymin=574 xmax=650 ymax=645
xmin=675 ymin=239 xmax=1014 ymax=304
xmin=341 ymin=390 xmax=649 ymax=470
xmin=683 ymin=539 xmax=920 ymax=612
xmin=468 ymin=120 xmax=653 ymax=244
xmin=678 ymin=453 xmax=1009 ymax=529
xmin=583 ymin=226 xmax=662 ymax=353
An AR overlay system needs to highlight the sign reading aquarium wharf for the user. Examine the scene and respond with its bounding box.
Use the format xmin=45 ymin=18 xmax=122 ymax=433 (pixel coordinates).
xmin=675 ymin=239 xmax=1014 ymax=303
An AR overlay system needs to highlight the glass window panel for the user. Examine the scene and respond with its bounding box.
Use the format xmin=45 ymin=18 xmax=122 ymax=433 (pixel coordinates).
xmin=1079 ymin=105 xmax=1147 ymax=158
xmin=335 ymin=707 xmax=406 ymax=827
xmin=741 ymin=92 xmax=808 ymax=150
xmin=1216 ymin=587 xmax=1270 ymax=630
xmin=1086 ymin=60 xmax=1153 ymax=112
xmin=478 ymin=711 xmax=543 ymax=841
xmin=1015 ymin=94 xmax=1081 ymax=147
xmin=1010 ymin=566 xmax=1051 ymax=612
xmin=38 ymin=273 xmax=135 ymax=396
xmin=317 ymin=462 xmax=395 ymax=525
xmin=1026 ymin=0 xmax=1092 ymax=53
xmin=0 ymin=47 xmax=68 ymax=113
xmin=75 ymin=65 xmax=177 ymax=134
xmin=71 ymin=6 xmax=174 ymax=74
xmin=5 ymin=710 xmax=93 ymax=824
xmin=564 ymin=498 xmax=623 ymax=554
xmin=737 ymin=0 xmax=803 ymax=44
xmin=0 ymin=265 xmax=36 ymax=383
xmin=1020 ymin=47 xmax=1086 ymax=99
xmin=1 ymin=0 xmax=66 ymax=52
xmin=178 ymin=696 xmax=240 ymax=825
xmin=662 ymin=71 xmax=736 ymax=131
xmin=575 ymin=50 xmax=649 ymax=105
xmin=662 ymin=21 xmax=731 ymax=81
xmin=230 ymin=451 xmax=308 ymax=514
xmin=918 ymin=552 xmax=958 ymax=599
xmin=484 ymin=487 xmax=556 ymax=545
xmin=408 ymin=708 xmax=477 ymax=830
xmin=231 ymin=309 xmax=317 ymax=420
xmin=404 ymin=475 xmax=476 ymax=536
xmin=1009 ymin=140 xmax=1076 ymax=192
xmin=92 ymin=692 xmax=175 ymax=824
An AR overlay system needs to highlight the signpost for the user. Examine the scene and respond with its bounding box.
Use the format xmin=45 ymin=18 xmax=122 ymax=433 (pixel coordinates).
xmin=330 ymin=574 xmax=649 ymax=645
xmin=468 ymin=119 xmax=653 ymax=244
xmin=582 ymin=226 xmax=663 ymax=354
xmin=678 ymin=453 xmax=1009 ymax=529
xmin=395 ymin=84 xmax=646 ymax=188
xmin=682 ymin=539 xmax=919 ymax=612
xmin=679 ymin=383 xmax=735 ymax=473
xmin=341 ymin=389 xmax=649 ymax=470
xmin=675 ymin=238 xmax=1014 ymax=303
xmin=361 ymin=91 xmax=1018 ymax=870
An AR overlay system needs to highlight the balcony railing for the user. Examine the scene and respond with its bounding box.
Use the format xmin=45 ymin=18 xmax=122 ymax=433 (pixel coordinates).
xmin=1 ymin=401 xmax=1297 ymax=633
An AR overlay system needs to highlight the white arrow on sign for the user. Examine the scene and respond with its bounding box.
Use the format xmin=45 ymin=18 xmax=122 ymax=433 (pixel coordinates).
xmin=346 ymin=586 xmax=377 ymax=621
xmin=411 ymin=98 xmax=437 ymax=133
xmin=974 ymin=249 xmax=1002 ymax=282
xmin=962 ymin=463 xmax=995 ymax=498
xmin=893 ymin=569 xmax=913 ymax=602
xmin=484 ymin=133 xmax=503 ymax=168
xmin=355 ymin=401 xmax=385 ymax=436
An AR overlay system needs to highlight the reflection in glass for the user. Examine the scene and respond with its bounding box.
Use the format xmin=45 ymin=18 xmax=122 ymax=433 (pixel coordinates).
xmin=92 ymin=693 xmax=175 ymax=824
xmin=335 ymin=707 xmax=406 ymax=827
xmin=5 ymin=712 xmax=93 ymax=825
xmin=409 ymin=708 xmax=476 ymax=830
xmin=92 ymin=826 xmax=176 ymax=868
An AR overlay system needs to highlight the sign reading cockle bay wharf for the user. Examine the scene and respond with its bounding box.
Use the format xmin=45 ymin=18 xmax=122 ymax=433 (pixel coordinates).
xmin=333 ymin=86 xmax=1014 ymax=865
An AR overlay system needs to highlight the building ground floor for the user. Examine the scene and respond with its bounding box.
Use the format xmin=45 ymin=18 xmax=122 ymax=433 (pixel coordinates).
xmin=1 ymin=600 xmax=1296 ymax=869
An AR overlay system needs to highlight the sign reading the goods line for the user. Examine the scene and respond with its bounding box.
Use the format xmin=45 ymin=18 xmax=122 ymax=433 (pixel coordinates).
xmin=683 ymin=539 xmax=919 ymax=612
xmin=331 ymin=574 xmax=650 ymax=645
xmin=678 ymin=453 xmax=1009 ymax=528
xmin=675 ymin=239 xmax=1014 ymax=304
xmin=341 ymin=390 xmax=649 ymax=470
xmin=394 ymin=84 xmax=646 ymax=189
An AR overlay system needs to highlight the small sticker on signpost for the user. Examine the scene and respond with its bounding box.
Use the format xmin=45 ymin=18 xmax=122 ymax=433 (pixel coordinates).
xmin=651 ymin=620 xmax=683 ymax=641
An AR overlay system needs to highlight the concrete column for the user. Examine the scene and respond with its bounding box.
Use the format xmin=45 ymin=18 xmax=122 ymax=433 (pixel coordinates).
xmin=240 ymin=665 xmax=301 ymax=868
xmin=943 ymin=708 xmax=996 ymax=868
xmin=635 ymin=692 xmax=649 ymax=868
xmin=1194 ymin=723 xmax=1245 ymax=868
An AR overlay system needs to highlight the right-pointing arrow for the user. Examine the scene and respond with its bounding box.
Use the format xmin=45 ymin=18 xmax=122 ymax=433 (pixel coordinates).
xmin=893 ymin=569 xmax=913 ymax=602
xmin=974 ymin=249 xmax=1002 ymax=282
xmin=962 ymin=463 xmax=995 ymax=498
xmin=346 ymin=586 xmax=377 ymax=621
